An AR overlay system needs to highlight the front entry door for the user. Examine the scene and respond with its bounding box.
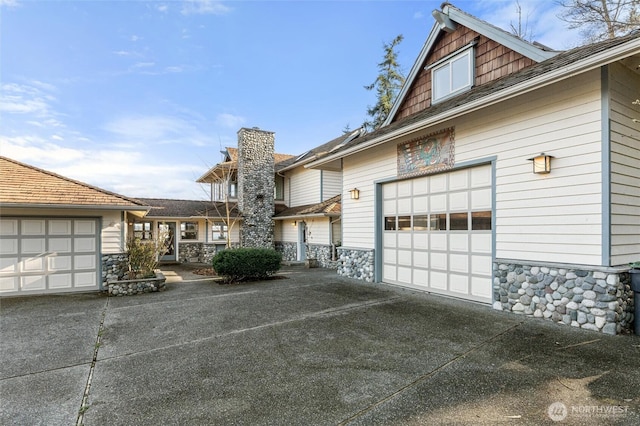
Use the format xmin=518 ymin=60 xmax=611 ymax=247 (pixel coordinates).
xmin=297 ymin=221 xmax=306 ymax=261
xmin=159 ymin=222 xmax=176 ymax=262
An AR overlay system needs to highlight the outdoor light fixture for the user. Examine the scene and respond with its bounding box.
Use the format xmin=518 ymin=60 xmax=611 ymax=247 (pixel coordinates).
xmin=528 ymin=153 xmax=554 ymax=174
xmin=349 ymin=188 xmax=360 ymax=200
xmin=292 ymin=221 xmax=297 ymax=227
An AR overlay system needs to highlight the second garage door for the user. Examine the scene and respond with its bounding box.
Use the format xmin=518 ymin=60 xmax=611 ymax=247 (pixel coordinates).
xmin=382 ymin=165 xmax=493 ymax=303
xmin=0 ymin=217 xmax=100 ymax=296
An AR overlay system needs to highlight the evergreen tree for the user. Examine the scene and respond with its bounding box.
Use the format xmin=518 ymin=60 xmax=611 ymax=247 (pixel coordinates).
xmin=364 ymin=34 xmax=405 ymax=131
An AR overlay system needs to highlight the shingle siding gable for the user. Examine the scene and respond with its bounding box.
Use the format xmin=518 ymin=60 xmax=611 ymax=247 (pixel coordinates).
xmin=394 ymin=26 xmax=536 ymax=121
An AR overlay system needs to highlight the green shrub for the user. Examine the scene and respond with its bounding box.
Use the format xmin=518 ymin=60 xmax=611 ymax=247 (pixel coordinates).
xmin=212 ymin=248 xmax=282 ymax=282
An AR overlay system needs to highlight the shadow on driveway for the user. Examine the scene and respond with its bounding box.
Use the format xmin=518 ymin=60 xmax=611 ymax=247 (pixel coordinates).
xmin=1 ymin=264 xmax=639 ymax=425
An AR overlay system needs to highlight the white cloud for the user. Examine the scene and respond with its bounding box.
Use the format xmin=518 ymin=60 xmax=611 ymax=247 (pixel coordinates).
xmin=156 ymin=4 xmax=169 ymax=13
xmin=413 ymin=11 xmax=424 ymax=20
xmin=0 ymin=82 xmax=57 ymax=117
xmin=215 ymin=113 xmax=245 ymax=129
xmin=181 ymin=0 xmax=231 ymax=16
xmin=130 ymin=34 xmax=141 ymax=42
xmin=103 ymin=114 xmax=214 ymax=147
xmin=0 ymin=0 xmax=20 ymax=8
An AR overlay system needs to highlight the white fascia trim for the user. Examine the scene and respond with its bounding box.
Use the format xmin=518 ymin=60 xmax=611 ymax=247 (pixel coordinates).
xmin=1 ymin=203 xmax=149 ymax=212
xmin=309 ymin=39 xmax=640 ymax=169
xmin=274 ymin=213 xmax=338 ymax=221
xmin=444 ymin=5 xmax=558 ymax=62
xmin=383 ymin=22 xmax=442 ymax=127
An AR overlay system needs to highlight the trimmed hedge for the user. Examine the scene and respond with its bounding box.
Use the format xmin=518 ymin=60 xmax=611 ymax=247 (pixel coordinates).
xmin=212 ymin=248 xmax=282 ymax=282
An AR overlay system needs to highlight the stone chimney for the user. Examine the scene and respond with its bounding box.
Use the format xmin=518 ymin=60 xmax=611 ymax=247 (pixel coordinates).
xmin=237 ymin=127 xmax=275 ymax=248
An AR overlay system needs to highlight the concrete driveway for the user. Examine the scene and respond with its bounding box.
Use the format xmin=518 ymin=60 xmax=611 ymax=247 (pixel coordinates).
xmin=1 ymin=264 xmax=639 ymax=425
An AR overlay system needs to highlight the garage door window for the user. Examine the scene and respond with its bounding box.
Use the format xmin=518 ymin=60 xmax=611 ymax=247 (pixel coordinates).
xmin=385 ymin=217 xmax=397 ymax=231
xmin=472 ymin=211 xmax=492 ymax=230
xmin=450 ymin=213 xmax=468 ymax=230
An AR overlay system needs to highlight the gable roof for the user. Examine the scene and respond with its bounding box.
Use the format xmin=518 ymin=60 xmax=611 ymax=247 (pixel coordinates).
xmin=196 ymin=148 xmax=296 ymax=183
xmin=274 ymin=195 xmax=341 ymax=220
xmin=308 ymin=31 xmax=640 ymax=168
xmin=383 ymin=2 xmax=559 ymax=127
xmin=0 ymin=156 xmax=148 ymax=211
xmin=136 ymin=198 xmax=240 ymax=219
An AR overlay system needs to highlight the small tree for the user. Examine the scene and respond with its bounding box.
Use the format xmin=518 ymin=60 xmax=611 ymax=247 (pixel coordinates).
xmin=200 ymin=159 xmax=240 ymax=249
xmin=125 ymin=229 xmax=169 ymax=279
xmin=557 ymin=0 xmax=640 ymax=42
xmin=364 ymin=34 xmax=406 ymax=131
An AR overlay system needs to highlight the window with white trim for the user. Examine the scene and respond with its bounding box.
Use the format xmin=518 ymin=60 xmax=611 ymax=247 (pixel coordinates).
xmin=431 ymin=47 xmax=474 ymax=103
xmin=180 ymin=221 xmax=198 ymax=240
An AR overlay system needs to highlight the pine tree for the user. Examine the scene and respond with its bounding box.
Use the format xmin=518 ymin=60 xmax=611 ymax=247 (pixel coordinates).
xmin=364 ymin=34 xmax=405 ymax=131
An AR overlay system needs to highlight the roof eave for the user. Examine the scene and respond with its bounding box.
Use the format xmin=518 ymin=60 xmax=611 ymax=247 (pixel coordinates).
xmin=274 ymin=213 xmax=340 ymax=221
xmin=0 ymin=203 xmax=150 ymax=212
xmin=310 ymin=38 xmax=640 ymax=168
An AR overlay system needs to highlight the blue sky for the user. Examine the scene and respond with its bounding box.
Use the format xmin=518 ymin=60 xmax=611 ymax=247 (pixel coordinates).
xmin=0 ymin=0 xmax=582 ymax=199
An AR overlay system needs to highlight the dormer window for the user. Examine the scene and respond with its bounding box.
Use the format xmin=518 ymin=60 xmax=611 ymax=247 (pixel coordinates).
xmin=429 ymin=44 xmax=475 ymax=103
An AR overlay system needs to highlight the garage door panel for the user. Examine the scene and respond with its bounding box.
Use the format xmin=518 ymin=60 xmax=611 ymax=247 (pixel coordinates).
xmin=383 ymin=233 xmax=396 ymax=248
xmin=49 ymin=274 xmax=73 ymax=289
xmin=450 ymin=254 xmax=468 ymax=273
xmin=449 ymin=169 xmax=468 ymax=190
xmin=0 ymin=239 xmax=18 ymax=255
xmin=75 ymin=272 xmax=97 ymax=287
xmin=471 ymin=166 xmax=491 ymax=186
xmin=472 ymin=255 xmax=492 ymax=276
xmin=383 ymin=265 xmax=396 ymax=281
xmin=398 ymin=180 xmax=412 ymax=197
xmin=450 ymin=234 xmax=468 ymax=252
xmin=414 ymin=251 xmax=428 ymax=268
xmin=0 ymin=276 xmax=18 ymax=291
xmin=430 ymin=174 xmax=447 ymax=192
xmin=0 ymin=257 xmax=18 ymax=273
xmin=75 ymin=237 xmax=96 ymax=252
xmin=430 ymin=271 xmax=447 ymax=289
xmin=22 ymin=275 xmax=46 ymax=291
xmin=22 ymin=220 xmax=46 ymax=235
xmin=430 ymin=194 xmax=447 ymax=211
xmin=450 ymin=274 xmax=469 ymax=294
xmin=413 ymin=196 xmax=428 ymax=213
xmin=0 ymin=219 xmax=18 ymax=235
xmin=397 ymin=250 xmax=412 ymax=266
xmin=21 ymin=257 xmax=45 ymax=272
xmin=471 ymin=276 xmax=492 ymax=299
xmin=449 ymin=192 xmax=468 ymax=210
xmin=413 ymin=269 xmax=428 ymax=286
xmin=384 ymin=248 xmax=397 ymax=264
xmin=383 ymin=199 xmax=396 ymax=215
xmin=413 ymin=234 xmax=428 ymax=250
xmin=413 ymin=177 xmax=428 ymax=195
xmin=22 ymin=238 xmax=46 ymax=254
xmin=431 ymin=252 xmax=447 ymax=270
xmin=397 ymin=267 xmax=412 ymax=284
xmin=398 ymin=234 xmax=411 ymax=249
xmin=398 ymin=198 xmax=411 ymax=214
xmin=74 ymin=255 xmax=96 ymax=270
xmin=431 ymin=234 xmax=447 ymax=250
xmin=471 ymin=234 xmax=492 ymax=253
xmin=49 ymin=238 xmax=72 ymax=253
xmin=49 ymin=220 xmax=72 ymax=235
xmin=49 ymin=255 xmax=72 ymax=271
xmin=471 ymin=188 xmax=492 ymax=209
xmin=75 ymin=220 xmax=96 ymax=235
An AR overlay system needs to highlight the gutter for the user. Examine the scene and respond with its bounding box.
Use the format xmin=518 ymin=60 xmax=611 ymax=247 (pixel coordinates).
xmin=307 ymin=38 xmax=640 ymax=169
xmin=1 ymin=203 xmax=150 ymax=212
xmin=273 ymin=213 xmax=340 ymax=221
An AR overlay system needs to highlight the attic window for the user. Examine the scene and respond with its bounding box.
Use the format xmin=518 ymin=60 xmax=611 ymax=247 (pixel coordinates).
xmin=430 ymin=45 xmax=474 ymax=103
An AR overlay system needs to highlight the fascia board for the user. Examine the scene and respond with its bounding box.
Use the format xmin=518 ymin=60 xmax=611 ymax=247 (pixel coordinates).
xmin=273 ymin=213 xmax=338 ymax=221
xmin=1 ymin=203 xmax=150 ymax=212
xmin=309 ymin=38 xmax=640 ymax=168
xmin=445 ymin=6 xmax=558 ymax=62
xmin=383 ymin=22 xmax=442 ymax=127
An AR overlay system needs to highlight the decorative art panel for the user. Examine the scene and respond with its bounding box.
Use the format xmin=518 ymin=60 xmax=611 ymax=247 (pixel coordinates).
xmin=397 ymin=128 xmax=455 ymax=177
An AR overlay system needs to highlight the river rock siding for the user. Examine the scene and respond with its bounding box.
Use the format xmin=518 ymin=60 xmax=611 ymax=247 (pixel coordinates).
xmin=237 ymin=127 xmax=275 ymax=248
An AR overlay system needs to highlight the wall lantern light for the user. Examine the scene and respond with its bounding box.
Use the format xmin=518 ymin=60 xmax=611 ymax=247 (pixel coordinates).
xmin=292 ymin=221 xmax=297 ymax=227
xmin=528 ymin=153 xmax=554 ymax=174
xmin=349 ymin=188 xmax=360 ymax=200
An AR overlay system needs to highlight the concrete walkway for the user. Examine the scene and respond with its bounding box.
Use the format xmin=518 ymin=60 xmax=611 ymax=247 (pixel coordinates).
xmin=1 ymin=264 xmax=639 ymax=425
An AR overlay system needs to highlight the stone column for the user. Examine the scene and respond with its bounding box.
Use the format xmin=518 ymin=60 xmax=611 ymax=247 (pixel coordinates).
xmin=237 ymin=127 xmax=275 ymax=248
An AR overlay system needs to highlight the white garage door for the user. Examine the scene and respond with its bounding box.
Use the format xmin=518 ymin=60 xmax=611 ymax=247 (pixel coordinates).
xmin=0 ymin=218 xmax=100 ymax=296
xmin=382 ymin=165 xmax=493 ymax=303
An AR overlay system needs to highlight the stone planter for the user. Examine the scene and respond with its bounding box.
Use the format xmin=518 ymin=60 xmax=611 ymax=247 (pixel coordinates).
xmin=106 ymin=271 xmax=166 ymax=296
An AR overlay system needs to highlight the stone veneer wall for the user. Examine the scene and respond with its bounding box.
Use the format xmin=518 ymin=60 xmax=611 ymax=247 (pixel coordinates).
xmin=493 ymin=260 xmax=634 ymax=335
xmin=237 ymin=127 xmax=275 ymax=248
xmin=276 ymin=242 xmax=297 ymax=262
xmin=275 ymin=242 xmax=338 ymax=269
xmin=177 ymin=242 xmax=238 ymax=264
xmin=102 ymin=253 xmax=128 ymax=287
xmin=337 ymin=248 xmax=374 ymax=282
